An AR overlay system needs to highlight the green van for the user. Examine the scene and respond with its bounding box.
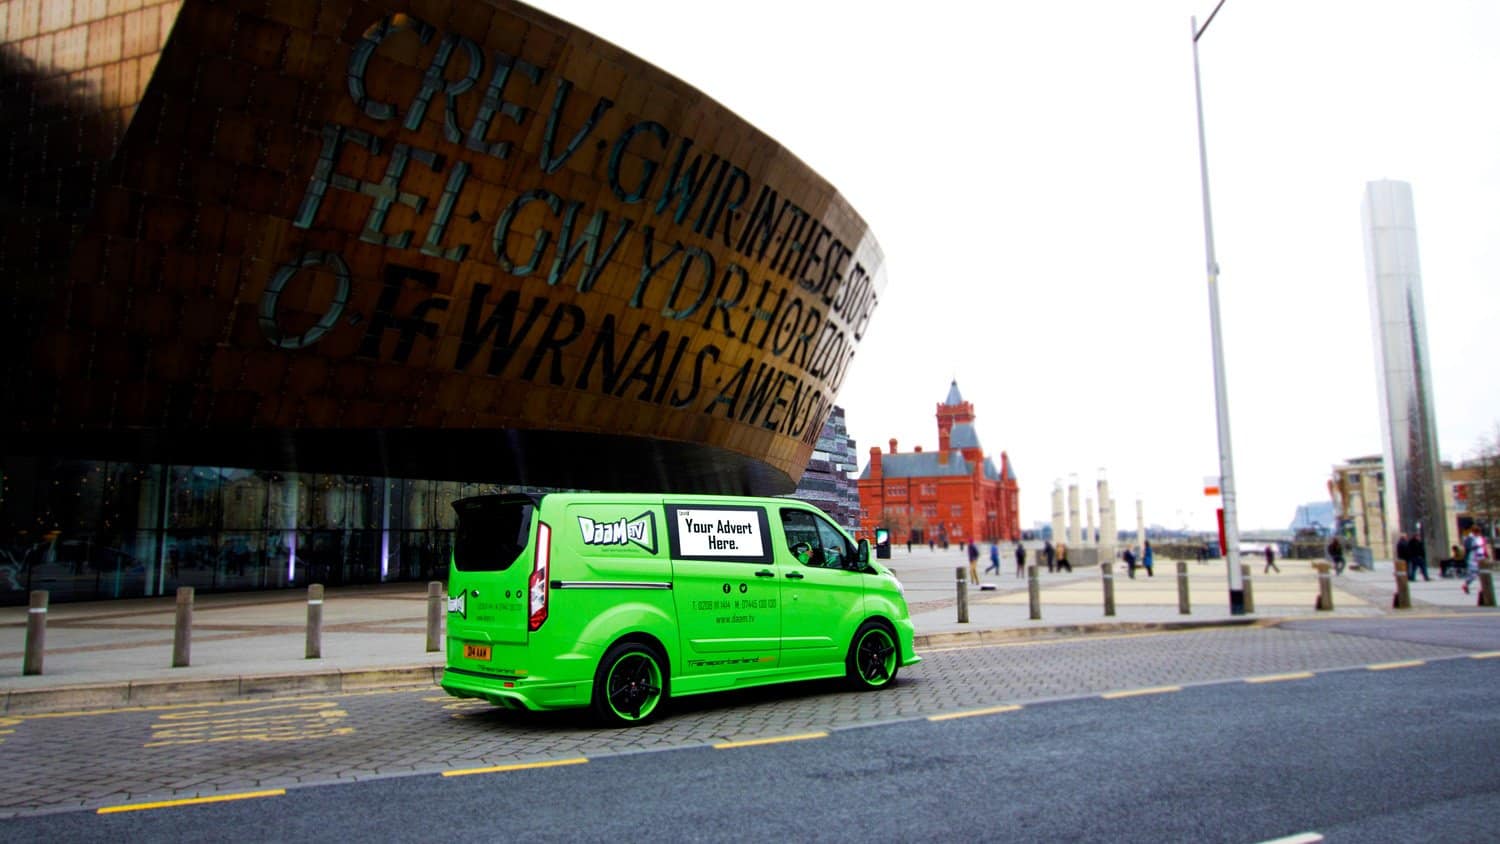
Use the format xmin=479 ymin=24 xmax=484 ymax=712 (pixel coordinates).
xmin=440 ymin=492 xmax=920 ymax=726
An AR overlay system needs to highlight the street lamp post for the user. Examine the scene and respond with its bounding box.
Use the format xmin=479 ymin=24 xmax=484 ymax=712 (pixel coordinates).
xmin=1191 ymin=2 xmax=1245 ymax=615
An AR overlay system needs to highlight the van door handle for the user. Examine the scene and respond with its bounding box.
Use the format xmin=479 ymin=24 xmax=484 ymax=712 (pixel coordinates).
xmin=785 ymin=572 xmax=804 ymax=580
xmin=755 ymin=570 xmax=775 ymax=578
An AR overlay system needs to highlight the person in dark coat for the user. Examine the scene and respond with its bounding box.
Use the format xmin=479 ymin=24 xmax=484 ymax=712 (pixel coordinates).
xmin=1328 ymin=537 xmax=1346 ymax=575
xmin=1122 ymin=547 xmax=1137 ymax=578
xmin=1263 ymin=544 xmax=1280 ymax=574
xmin=1043 ymin=540 xmax=1056 ymax=573
xmin=1404 ymin=534 xmax=1431 ymax=582
xmin=1014 ymin=542 xmax=1026 ymax=578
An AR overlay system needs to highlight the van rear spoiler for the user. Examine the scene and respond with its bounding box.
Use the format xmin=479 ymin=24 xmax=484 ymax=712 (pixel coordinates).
xmin=452 ymin=493 xmax=541 ymax=517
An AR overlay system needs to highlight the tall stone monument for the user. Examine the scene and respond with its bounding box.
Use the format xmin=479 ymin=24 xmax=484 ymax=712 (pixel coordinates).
xmin=1052 ymin=482 xmax=1065 ymax=548
xmin=1068 ymin=478 xmax=1081 ymax=549
xmin=1362 ymin=180 xmax=1449 ymax=564
xmin=1097 ymin=472 xmax=1115 ymax=562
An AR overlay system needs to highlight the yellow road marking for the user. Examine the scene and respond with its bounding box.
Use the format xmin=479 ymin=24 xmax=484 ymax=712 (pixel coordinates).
xmin=1367 ymin=660 xmax=1425 ymax=671
xmin=1470 ymin=651 xmax=1500 ymax=660
xmin=1101 ymin=685 xmax=1181 ymax=700
xmin=97 ymin=789 xmax=285 ymax=814
xmin=928 ymin=704 xmax=1022 ymax=722
xmin=442 ymin=757 xmax=588 ymax=777
xmin=714 ymin=731 xmax=828 ymax=749
xmin=1246 ymin=672 xmax=1315 ymax=684
xmin=10 ymin=686 xmax=433 ymax=721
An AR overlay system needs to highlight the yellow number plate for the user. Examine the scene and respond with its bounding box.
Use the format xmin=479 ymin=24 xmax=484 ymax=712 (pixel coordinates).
xmin=463 ymin=643 xmax=492 ymax=661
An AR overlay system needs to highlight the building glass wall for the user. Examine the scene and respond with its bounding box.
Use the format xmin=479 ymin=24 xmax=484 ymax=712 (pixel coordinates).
xmin=0 ymin=456 xmax=507 ymax=605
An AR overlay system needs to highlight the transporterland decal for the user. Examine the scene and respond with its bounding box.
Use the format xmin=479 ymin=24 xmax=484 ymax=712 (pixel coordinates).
xmin=675 ymin=509 xmax=765 ymax=557
xmin=578 ymin=513 xmax=657 ymax=554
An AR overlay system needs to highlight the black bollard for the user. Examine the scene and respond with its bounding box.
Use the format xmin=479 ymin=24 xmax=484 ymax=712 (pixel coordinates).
xmin=1028 ymin=565 xmax=1041 ymax=621
xmin=23 ymin=590 xmax=48 ymax=675
xmin=955 ymin=567 xmax=969 ymax=624
xmin=306 ymin=583 xmax=324 ymax=659
xmin=172 ymin=587 xmax=193 ymax=668
xmin=1101 ymin=562 xmax=1116 ymax=617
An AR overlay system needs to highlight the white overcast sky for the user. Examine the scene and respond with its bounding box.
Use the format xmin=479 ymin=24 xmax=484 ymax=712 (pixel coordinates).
xmin=529 ymin=0 xmax=1500 ymax=532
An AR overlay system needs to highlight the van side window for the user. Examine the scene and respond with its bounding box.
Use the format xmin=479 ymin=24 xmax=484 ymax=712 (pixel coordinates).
xmin=780 ymin=509 xmax=855 ymax=569
xmin=780 ymin=509 xmax=826 ymax=567
xmin=814 ymin=517 xmax=854 ymax=570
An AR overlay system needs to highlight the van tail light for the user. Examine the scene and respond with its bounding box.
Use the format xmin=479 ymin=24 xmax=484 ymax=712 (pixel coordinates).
xmin=528 ymin=521 xmax=551 ymax=632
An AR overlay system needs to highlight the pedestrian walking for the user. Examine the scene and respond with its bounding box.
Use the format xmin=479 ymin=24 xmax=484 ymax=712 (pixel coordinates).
xmin=1328 ymin=537 xmax=1346 ymax=575
xmin=1409 ymin=533 xmax=1431 ymax=581
xmin=1263 ymin=544 xmax=1280 ymax=574
xmin=1043 ymin=540 xmax=1056 ymax=573
xmin=985 ymin=542 xmax=1001 ymax=575
xmin=1122 ymin=546 xmax=1137 ymax=578
xmin=1397 ymin=533 xmax=1413 ymax=581
xmin=1014 ymin=542 xmax=1026 ymax=578
xmin=967 ymin=541 xmax=980 ymax=585
xmin=1142 ymin=540 xmax=1155 ymax=577
xmin=1056 ymin=541 xmax=1072 ymax=573
xmin=1462 ymin=525 xmax=1489 ymax=595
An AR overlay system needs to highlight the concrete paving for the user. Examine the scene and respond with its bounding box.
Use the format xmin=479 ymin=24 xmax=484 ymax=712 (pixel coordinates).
xmin=0 ymin=545 xmax=1492 ymax=714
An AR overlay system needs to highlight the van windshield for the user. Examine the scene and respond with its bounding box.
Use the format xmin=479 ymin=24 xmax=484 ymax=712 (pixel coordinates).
xmin=452 ymin=495 xmax=535 ymax=572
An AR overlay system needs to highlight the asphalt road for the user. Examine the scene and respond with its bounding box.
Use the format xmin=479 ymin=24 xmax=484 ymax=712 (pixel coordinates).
xmin=2 ymin=616 xmax=1498 ymax=841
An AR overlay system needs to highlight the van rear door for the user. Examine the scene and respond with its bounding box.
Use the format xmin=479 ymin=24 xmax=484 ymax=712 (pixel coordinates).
xmin=450 ymin=494 xmax=536 ymax=645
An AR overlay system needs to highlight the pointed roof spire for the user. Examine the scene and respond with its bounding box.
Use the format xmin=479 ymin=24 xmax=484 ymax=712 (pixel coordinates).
xmin=944 ymin=379 xmax=963 ymax=406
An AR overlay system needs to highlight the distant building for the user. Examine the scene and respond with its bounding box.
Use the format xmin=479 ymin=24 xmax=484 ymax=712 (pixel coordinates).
xmin=789 ymin=406 xmax=861 ymax=533
xmin=1329 ymin=455 xmax=1469 ymax=560
xmin=1289 ymin=502 xmax=1334 ymax=534
xmin=857 ymin=381 xmax=1019 ymax=544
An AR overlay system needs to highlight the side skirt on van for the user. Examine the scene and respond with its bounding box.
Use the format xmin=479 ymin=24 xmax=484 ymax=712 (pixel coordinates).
xmin=670 ymin=663 xmax=846 ymax=697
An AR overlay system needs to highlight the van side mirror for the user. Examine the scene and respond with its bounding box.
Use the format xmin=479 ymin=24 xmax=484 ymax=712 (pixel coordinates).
xmin=857 ymin=539 xmax=871 ymax=568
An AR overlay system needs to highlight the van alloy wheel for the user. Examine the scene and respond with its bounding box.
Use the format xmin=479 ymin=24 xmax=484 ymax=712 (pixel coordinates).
xmin=847 ymin=622 xmax=898 ymax=690
xmin=593 ymin=642 xmax=665 ymax=725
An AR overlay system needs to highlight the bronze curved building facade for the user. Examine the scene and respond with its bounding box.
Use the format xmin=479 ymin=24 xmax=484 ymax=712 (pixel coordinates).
xmin=0 ymin=1 xmax=885 ymax=601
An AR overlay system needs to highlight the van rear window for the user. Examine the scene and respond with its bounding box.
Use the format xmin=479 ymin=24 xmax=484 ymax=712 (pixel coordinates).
xmin=452 ymin=495 xmax=535 ymax=572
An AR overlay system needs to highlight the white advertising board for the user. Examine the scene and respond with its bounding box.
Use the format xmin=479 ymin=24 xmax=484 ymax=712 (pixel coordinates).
xmin=673 ymin=508 xmax=766 ymax=558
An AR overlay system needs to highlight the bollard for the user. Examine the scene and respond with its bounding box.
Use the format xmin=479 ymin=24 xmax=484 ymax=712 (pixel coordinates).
xmin=1314 ymin=562 xmax=1333 ymax=611
xmin=1028 ymin=564 xmax=1041 ymax=620
xmin=426 ymin=581 xmax=444 ymax=651
xmin=1393 ymin=561 xmax=1411 ymax=609
xmin=23 ymin=590 xmax=48 ymax=676
xmin=1479 ymin=564 xmax=1496 ymax=608
xmin=1176 ymin=561 xmax=1190 ymax=615
xmin=1101 ymin=562 xmax=1116 ymax=617
xmin=172 ymin=586 xmax=193 ymax=668
xmin=1240 ymin=564 xmax=1255 ymax=614
xmin=955 ymin=567 xmax=969 ymax=623
xmin=306 ymin=583 xmax=324 ymax=659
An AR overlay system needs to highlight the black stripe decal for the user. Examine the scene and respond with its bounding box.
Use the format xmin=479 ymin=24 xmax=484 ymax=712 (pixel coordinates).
xmin=550 ymin=581 xmax=672 ymax=590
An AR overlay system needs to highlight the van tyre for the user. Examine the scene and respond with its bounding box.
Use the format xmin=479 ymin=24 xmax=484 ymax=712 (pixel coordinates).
xmin=592 ymin=641 xmax=667 ymax=726
xmin=846 ymin=620 xmax=899 ymax=691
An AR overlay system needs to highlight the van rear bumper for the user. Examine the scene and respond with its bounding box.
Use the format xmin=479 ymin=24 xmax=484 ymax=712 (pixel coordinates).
xmin=441 ymin=667 xmax=594 ymax=711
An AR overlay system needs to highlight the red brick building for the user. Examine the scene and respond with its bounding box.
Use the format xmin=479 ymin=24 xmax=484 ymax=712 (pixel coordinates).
xmin=858 ymin=382 xmax=1020 ymax=545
